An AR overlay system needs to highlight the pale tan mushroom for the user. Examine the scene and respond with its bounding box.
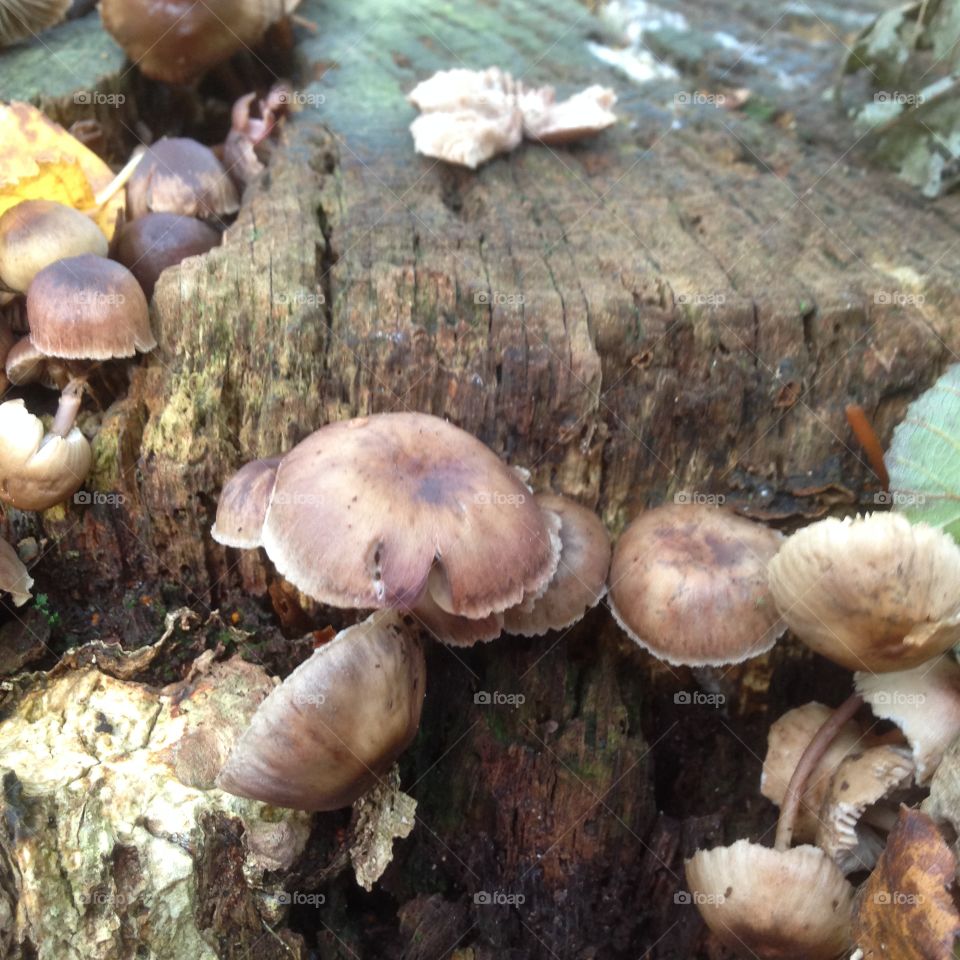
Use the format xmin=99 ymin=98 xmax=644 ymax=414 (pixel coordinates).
xmin=0 ymin=537 xmax=32 ymax=606
xmin=518 ymin=84 xmax=617 ymax=144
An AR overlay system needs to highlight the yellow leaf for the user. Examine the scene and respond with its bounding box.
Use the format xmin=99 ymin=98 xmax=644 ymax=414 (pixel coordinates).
xmin=0 ymin=101 xmax=124 ymax=239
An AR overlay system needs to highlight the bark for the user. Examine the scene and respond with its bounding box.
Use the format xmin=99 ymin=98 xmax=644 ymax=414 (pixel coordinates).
xmin=1 ymin=0 xmax=958 ymax=957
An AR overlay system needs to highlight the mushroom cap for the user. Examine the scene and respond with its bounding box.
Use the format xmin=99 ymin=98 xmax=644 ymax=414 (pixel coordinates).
xmin=408 ymin=67 xmax=519 ymax=114
xmin=115 ymin=212 xmax=220 ymax=298
xmin=412 ymin=589 xmax=505 ymax=647
xmin=519 ymin=84 xmax=618 ymax=144
xmin=26 ymin=254 xmax=156 ymax=360
xmin=215 ymin=611 xmax=426 ymax=811
xmin=0 ymin=398 xmax=92 ymax=511
xmin=126 ymin=138 xmax=240 ymax=220
xmin=685 ymin=840 xmax=854 ymax=960
xmin=410 ymin=108 xmax=523 ymax=169
xmin=856 ymin=657 xmax=960 ymax=784
xmin=0 ymin=199 xmax=108 ymax=293
xmin=816 ymin=745 xmax=915 ymax=875
xmin=257 ymin=413 xmax=561 ymax=617
xmin=503 ymin=494 xmax=611 ymax=637
xmin=211 ymin=457 xmax=281 ymax=549
xmin=608 ymin=503 xmax=785 ymax=666
xmin=0 ymin=537 xmax=32 ymax=606
xmin=761 ymin=702 xmax=865 ymax=844
xmin=5 ymin=335 xmax=65 ymax=389
xmin=0 ymin=0 xmax=70 ymax=46
xmin=768 ymin=512 xmax=960 ymax=672
xmin=0 ymin=315 xmax=15 ymax=393
xmin=100 ymin=0 xmax=299 ymax=86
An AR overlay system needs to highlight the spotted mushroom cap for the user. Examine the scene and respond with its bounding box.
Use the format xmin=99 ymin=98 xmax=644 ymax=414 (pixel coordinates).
xmin=0 ymin=537 xmax=32 ymax=606
xmin=0 ymin=398 xmax=91 ymax=510
xmin=211 ymin=457 xmax=280 ymax=549
xmin=502 ymin=494 xmax=610 ymax=637
xmin=0 ymin=0 xmax=70 ymax=46
xmin=26 ymin=254 xmax=155 ymax=360
xmin=0 ymin=199 xmax=108 ymax=293
xmin=685 ymin=840 xmax=854 ymax=960
xmin=816 ymin=744 xmax=915 ymax=875
xmin=248 ymin=413 xmax=560 ymax=617
xmin=126 ymin=138 xmax=239 ymax=221
xmin=856 ymin=657 xmax=960 ymax=784
xmin=216 ymin=611 xmax=426 ymax=811
xmin=608 ymin=503 xmax=785 ymax=666
xmin=100 ymin=0 xmax=300 ymax=86
xmin=768 ymin=512 xmax=960 ymax=672
xmin=761 ymin=702 xmax=866 ymax=844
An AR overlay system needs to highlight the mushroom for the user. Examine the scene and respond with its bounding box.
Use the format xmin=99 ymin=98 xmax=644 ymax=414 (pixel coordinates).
xmin=685 ymin=840 xmax=854 ymax=960
xmin=855 ymin=657 xmax=960 ymax=784
xmin=215 ymin=413 xmax=560 ymax=619
xmin=216 ymin=610 xmax=426 ymax=811
xmin=125 ymin=138 xmax=239 ymax=221
xmin=0 ymin=0 xmax=70 ymax=46
xmin=816 ymin=744 xmax=915 ymax=874
xmin=408 ymin=67 xmax=520 ymax=115
xmin=518 ymin=84 xmax=618 ymax=144
xmin=99 ymin=0 xmax=302 ymax=86
xmin=0 ymin=537 xmax=33 ymax=606
xmin=0 ymin=199 xmax=108 ymax=294
xmin=5 ymin=335 xmax=67 ymax=389
xmin=114 ymin=212 xmax=221 ymax=298
xmin=502 ymin=493 xmax=611 ymax=637
xmin=761 ymin=702 xmax=865 ymax=844
xmin=0 ymin=398 xmax=92 ymax=510
xmin=409 ymin=108 xmax=523 ymax=170
xmin=210 ymin=457 xmax=280 ymax=549
xmin=25 ymin=253 xmax=155 ymax=436
xmin=608 ymin=502 xmax=785 ymax=666
xmin=768 ymin=512 xmax=960 ymax=672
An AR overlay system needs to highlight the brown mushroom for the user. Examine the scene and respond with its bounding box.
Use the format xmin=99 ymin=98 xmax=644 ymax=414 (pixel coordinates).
xmin=685 ymin=840 xmax=854 ymax=960
xmin=0 ymin=398 xmax=91 ymax=510
xmin=126 ymin=138 xmax=239 ymax=221
xmin=0 ymin=199 xmax=108 ymax=293
xmin=216 ymin=611 xmax=425 ymax=811
xmin=5 ymin=335 xmax=66 ymax=389
xmin=115 ymin=212 xmax=221 ymax=297
xmin=0 ymin=537 xmax=32 ymax=606
xmin=0 ymin=0 xmax=70 ymax=46
xmin=768 ymin=512 xmax=960 ymax=672
xmin=608 ymin=502 xmax=785 ymax=666
xmin=211 ymin=457 xmax=280 ymax=549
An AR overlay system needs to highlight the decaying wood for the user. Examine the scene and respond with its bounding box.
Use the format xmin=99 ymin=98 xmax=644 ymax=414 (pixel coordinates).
xmin=0 ymin=0 xmax=957 ymax=956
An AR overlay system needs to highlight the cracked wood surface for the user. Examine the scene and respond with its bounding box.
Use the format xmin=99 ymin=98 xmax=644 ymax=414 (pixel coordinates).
xmin=1 ymin=0 xmax=958 ymax=957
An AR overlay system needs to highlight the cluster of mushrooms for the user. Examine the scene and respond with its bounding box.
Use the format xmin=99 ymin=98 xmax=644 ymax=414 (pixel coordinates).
xmin=211 ymin=411 xmax=613 ymax=808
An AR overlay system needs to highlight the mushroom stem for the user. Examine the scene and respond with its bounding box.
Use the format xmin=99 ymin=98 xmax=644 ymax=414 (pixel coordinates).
xmin=773 ymin=693 xmax=864 ymax=852
xmin=51 ymin=378 xmax=86 ymax=438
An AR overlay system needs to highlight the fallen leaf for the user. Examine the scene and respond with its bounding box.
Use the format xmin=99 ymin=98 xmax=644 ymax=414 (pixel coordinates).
xmin=852 ymin=807 xmax=960 ymax=959
xmin=0 ymin=102 xmax=123 ymax=238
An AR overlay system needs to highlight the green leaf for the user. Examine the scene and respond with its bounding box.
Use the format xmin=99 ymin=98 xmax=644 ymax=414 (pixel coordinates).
xmin=887 ymin=364 xmax=960 ymax=540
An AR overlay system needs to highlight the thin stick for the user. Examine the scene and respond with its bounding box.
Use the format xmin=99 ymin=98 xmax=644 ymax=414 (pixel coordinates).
xmin=774 ymin=693 xmax=863 ymax=852
xmin=845 ymin=404 xmax=890 ymax=491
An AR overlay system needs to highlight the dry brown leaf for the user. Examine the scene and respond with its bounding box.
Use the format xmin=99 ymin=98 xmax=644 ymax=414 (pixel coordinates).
xmin=0 ymin=102 xmax=123 ymax=238
xmin=853 ymin=807 xmax=960 ymax=959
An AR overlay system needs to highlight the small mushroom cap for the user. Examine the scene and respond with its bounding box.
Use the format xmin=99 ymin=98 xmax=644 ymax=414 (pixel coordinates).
xmin=856 ymin=657 xmax=960 ymax=784
xmin=519 ymin=84 xmax=618 ymax=144
xmin=115 ymin=212 xmax=220 ymax=298
xmin=412 ymin=590 xmax=504 ymax=647
xmin=0 ymin=0 xmax=70 ymax=46
xmin=216 ymin=611 xmax=426 ymax=811
xmin=408 ymin=67 xmax=519 ymax=114
xmin=100 ymin=0 xmax=299 ymax=86
xmin=26 ymin=254 xmax=155 ymax=360
xmin=0 ymin=537 xmax=32 ymax=606
xmin=0 ymin=199 xmax=108 ymax=293
xmin=258 ymin=413 xmax=561 ymax=617
xmin=211 ymin=457 xmax=281 ymax=549
xmin=816 ymin=745 xmax=915 ymax=875
xmin=5 ymin=335 xmax=65 ymax=388
xmin=768 ymin=512 xmax=960 ymax=672
xmin=685 ymin=840 xmax=854 ymax=960
xmin=126 ymin=138 xmax=240 ymax=221
xmin=0 ymin=398 xmax=92 ymax=511
xmin=410 ymin=108 xmax=523 ymax=169
xmin=761 ymin=702 xmax=865 ymax=844
xmin=503 ymin=494 xmax=611 ymax=637
xmin=608 ymin=503 xmax=785 ymax=666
